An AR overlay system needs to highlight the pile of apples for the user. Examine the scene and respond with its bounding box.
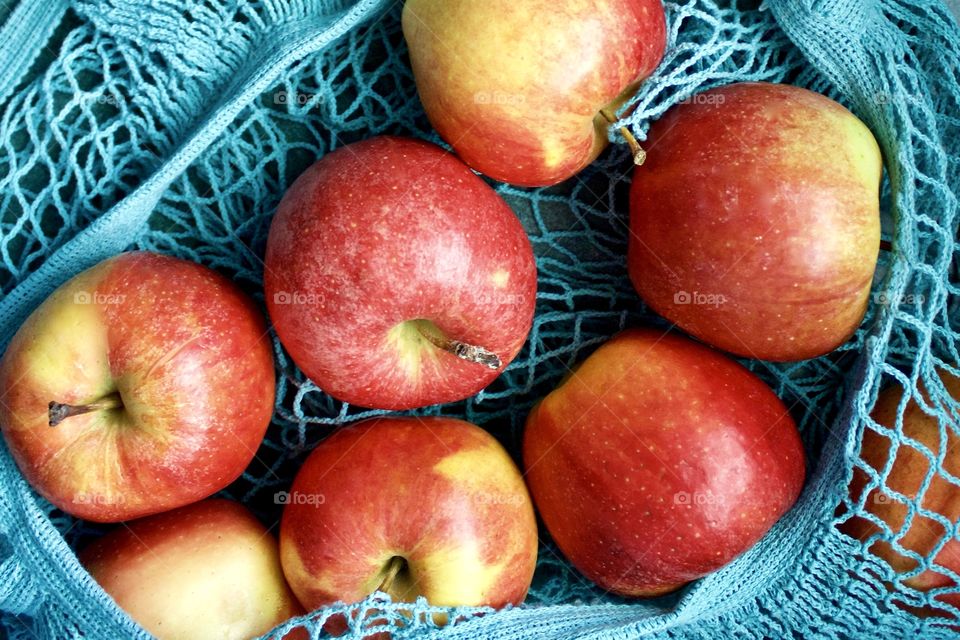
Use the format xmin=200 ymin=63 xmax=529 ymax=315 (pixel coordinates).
xmin=6 ymin=0 xmax=951 ymax=637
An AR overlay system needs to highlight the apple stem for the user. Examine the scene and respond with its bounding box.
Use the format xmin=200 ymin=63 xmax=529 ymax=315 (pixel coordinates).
xmin=419 ymin=329 xmax=502 ymax=370
xmin=48 ymin=394 xmax=123 ymax=427
xmin=378 ymin=555 xmax=406 ymax=595
xmin=600 ymin=108 xmax=646 ymax=166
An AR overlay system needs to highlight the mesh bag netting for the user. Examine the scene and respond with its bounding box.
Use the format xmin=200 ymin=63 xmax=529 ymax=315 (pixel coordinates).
xmin=0 ymin=0 xmax=957 ymax=637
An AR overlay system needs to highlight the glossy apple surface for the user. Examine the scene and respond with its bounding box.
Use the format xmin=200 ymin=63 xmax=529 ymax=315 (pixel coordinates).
xmin=628 ymin=82 xmax=882 ymax=361
xmin=81 ymin=499 xmax=302 ymax=640
xmin=265 ymin=136 xmax=536 ymax=411
xmin=523 ymin=328 xmax=806 ymax=596
xmin=842 ymin=372 xmax=960 ymax=614
xmin=402 ymin=0 xmax=666 ymax=186
xmin=0 ymin=252 xmax=275 ymax=522
xmin=280 ymin=416 xmax=537 ymax=615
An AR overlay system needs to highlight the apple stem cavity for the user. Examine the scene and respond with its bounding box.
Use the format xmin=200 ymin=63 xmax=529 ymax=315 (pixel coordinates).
xmin=48 ymin=394 xmax=124 ymax=427
xmin=378 ymin=555 xmax=407 ymax=595
xmin=419 ymin=328 xmax=502 ymax=370
xmin=600 ymin=109 xmax=646 ymax=166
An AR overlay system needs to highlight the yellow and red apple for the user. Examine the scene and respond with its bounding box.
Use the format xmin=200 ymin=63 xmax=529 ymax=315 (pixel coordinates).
xmin=280 ymin=416 xmax=538 ymax=617
xmin=628 ymin=82 xmax=882 ymax=361
xmin=524 ymin=328 xmax=806 ymax=596
xmin=81 ymin=499 xmax=303 ymax=640
xmin=265 ymin=136 xmax=537 ymax=411
xmin=842 ymin=371 xmax=960 ymax=616
xmin=0 ymin=252 xmax=275 ymax=522
xmin=402 ymin=0 xmax=666 ymax=186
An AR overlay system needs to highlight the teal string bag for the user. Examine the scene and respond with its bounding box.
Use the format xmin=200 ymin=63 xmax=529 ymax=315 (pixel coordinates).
xmin=0 ymin=0 xmax=958 ymax=637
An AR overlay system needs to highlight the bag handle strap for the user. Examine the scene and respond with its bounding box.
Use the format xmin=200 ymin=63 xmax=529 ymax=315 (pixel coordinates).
xmin=0 ymin=0 xmax=71 ymax=106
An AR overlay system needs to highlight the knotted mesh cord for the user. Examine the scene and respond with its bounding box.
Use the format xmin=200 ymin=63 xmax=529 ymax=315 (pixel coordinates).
xmin=0 ymin=0 xmax=957 ymax=638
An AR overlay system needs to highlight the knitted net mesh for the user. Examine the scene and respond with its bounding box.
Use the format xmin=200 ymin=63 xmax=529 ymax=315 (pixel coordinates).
xmin=0 ymin=0 xmax=957 ymax=638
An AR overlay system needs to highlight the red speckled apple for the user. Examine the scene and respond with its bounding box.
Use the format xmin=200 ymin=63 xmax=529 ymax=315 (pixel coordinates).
xmin=841 ymin=371 xmax=960 ymax=615
xmin=628 ymin=82 xmax=882 ymax=361
xmin=280 ymin=417 xmax=538 ymax=616
xmin=402 ymin=0 xmax=666 ymax=187
xmin=81 ymin=499 xmax=303 ymax=640
xmin=265 ymin=136 xmax=536 ymax=411
xmin=523 ymin=328 xmax=806 ymax=596
xmin=0 ymin=252 xmax=275 ymax=522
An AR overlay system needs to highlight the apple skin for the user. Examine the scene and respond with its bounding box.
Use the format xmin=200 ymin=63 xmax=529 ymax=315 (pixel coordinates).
xmin=0 ymin=251 xmax=275 ymax=522
xmin=523 ymin=328 xmax=806 ymax=597
xmin=402 ymin=0 xmax=666 ymax=187
xmin=80 ymin=499 xmax=303 ymax=640
xmin=280 ymin=416 xmax=538 ymax=617
xmin=264 ymin=136 xmax=536 ymax=411
xmin=842 ymin=372 xmax=960 ymax=615
xmin=628 ymin=82 xmax=882 ymax=361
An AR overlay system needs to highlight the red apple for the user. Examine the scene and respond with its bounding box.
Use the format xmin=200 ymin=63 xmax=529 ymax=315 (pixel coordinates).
xmin=264 ymin=136 xmax=536 ymax=411
xmin=523 ymin=328 xmax=806 ymax=596
xmin=280 ymin=416 xmax=538 ymax=617
xmin=842 ymin=372 xmax=960 ymax=615
xmin=81 ymin=499 xmax=303 ymax=640
xmin=0 ymin=252 xmax=275 ymax=522
xmin=402 ymin=0 xmax=666 ymax=187
xmin=628 ymin=82 xmax=882 ymax=361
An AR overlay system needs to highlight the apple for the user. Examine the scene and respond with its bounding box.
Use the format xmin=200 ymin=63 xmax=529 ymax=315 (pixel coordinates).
xmin=0 ymin=251 xmax=275 ymax=522
xmin=841 ymin=371 xmax=960 ymax=615
xmin=280 ymin=416 xmax=538 ymax=619
xmin=523 ymin=328 xmax=806 ymax=596
xmin=264 ymin=136 xmax=537 ymax=411
xmin=402 ymin=0 xmax=666 ymax=187
xmin=628 ymin=82 xmax=882 ymax=361
xmin=81 ymin=499 xmax=303 ymax=640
